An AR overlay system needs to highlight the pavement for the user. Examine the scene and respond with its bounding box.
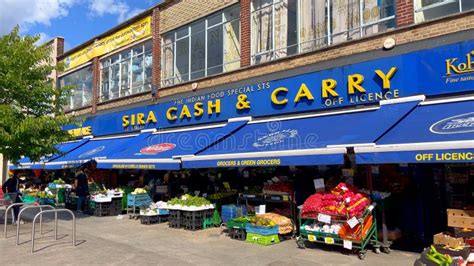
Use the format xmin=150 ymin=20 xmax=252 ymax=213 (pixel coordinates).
xmin=0 ymin=208 xmax=418 ymax=265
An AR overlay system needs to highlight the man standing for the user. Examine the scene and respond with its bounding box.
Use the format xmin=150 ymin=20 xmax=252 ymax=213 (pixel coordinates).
xmin=2 ymin=172 xmax=22 ymax=223
xmin=74 ymin=168 xmax=89 ymax=213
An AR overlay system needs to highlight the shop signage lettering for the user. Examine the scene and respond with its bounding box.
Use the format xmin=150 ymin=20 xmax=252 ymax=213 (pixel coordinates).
xmin=415 ymin=152 xmax=473 ymax=162
xmin=111 ymin=164 xmax=156 ymax=169
xmin=216 ymin=159 xmax=281 ymax=167
xmin=67 ymin=126 xmax=92 ymax=137
xmin=67 ymin=40 xmax=474 ymax=136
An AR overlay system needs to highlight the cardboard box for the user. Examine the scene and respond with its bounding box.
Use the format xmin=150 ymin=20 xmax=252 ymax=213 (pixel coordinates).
xmin=447 ymin=209 xmax=474 ymax=230
xmin=433 ymin=233 xmax=464 ymax=248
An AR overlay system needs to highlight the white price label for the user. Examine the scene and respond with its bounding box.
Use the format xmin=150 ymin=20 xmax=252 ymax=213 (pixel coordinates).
xmin=317 ymin=213 xmax=331 ymax=224
xmin=343 ymin=240 xmax=353 ymax=250
xmin=347 ymin=216 xmax=359 ymax=229
xmin=271 ymin=177 xmax=280 ymax=183
xmin=313 ymin=178 xmax=325 ymax=191
xmin=324 ymin=237 xmax=335 ymax=244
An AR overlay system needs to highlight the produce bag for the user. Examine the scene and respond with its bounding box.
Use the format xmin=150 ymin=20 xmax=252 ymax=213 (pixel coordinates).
xmin=338 ymin=215 xmax=373 ymax=241
xmin=258 ymin=213 xmax=293 ymax=235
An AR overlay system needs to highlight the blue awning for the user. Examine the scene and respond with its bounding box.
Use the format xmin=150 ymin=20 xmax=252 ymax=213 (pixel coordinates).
xmin=95 ymin=118 xmax=249 ymax=170
xmin=9 ymin=138 xmax=90 ymax=170
xmin=355 ymin=97 xmax=474 ymax=164
xmin=182 ymin=96 xmax=424 ymax=168
xmin=45 ymin=133 xmax=152 ymax=169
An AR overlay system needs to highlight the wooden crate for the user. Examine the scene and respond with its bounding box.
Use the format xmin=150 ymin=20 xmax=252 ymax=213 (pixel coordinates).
xmin=447 ymin=209 xmax=474 ymax=230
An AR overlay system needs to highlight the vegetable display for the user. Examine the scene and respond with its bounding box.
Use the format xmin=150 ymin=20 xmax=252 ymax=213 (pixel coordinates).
xmin=167 ymin=194 xmax=214 ymax=210
xmin=302 ymin=183 xmax=370 ymax=218
xmin=131 ymin=188 xmax=147 ymax=195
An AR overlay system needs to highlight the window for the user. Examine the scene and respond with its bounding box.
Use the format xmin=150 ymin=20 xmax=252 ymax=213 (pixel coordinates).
xmin=251 ymin=0 xmax=396 ymax=64
xmin=161 ymin=4 xmax=241 ymax=87
xmin=59 ymin=66 xmax=93 ymax=110
xmin=414 ymin=0 xmax=474 ymax=23
xmin=100 ymin=40 xmax=152 ymax=102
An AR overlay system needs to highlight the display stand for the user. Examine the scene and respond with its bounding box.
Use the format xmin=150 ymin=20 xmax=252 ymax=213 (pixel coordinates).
xmin=296 ymin=204 xmax=381 ymax=260
xmin=237 ymin=192 xmax=296 ymax=225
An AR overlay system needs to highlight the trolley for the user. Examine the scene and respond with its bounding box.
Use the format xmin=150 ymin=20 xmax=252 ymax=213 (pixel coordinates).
xmin=296 ymin=203 xmax=380 ymax=260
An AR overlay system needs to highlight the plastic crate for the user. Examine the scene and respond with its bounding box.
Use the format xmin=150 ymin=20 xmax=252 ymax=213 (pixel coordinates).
xmin=246 ymin=224 xmax=279 ymax=236
xmin=221 ymin=204 xmax=247 ymax=223
xmin=140 ymin=215 xmax=169 ymax=225
xmin=226 ymin=219 xmax=248 ymax=230
xmin=229 ymin=228 xmax=246 ymax=241
xmin=39 ymin=198 xmax=55 ymax=206
xmin=22 ymin=195 xmax=37 ymax=203
xmin=246 ymin=232 xmax=280 ymax=246
xmin=169 ymin=209 xmax=181 ymax=219
xmin=184 ymin=218 xmax=204 ymax=231
xmin=168 ymin=217 xmax=182 ymax=229
xmin=127 ymin=193 xmax=152 ymax=207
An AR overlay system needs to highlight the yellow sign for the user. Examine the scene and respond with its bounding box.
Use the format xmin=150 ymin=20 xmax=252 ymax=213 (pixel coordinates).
xmin=67 ymin=126 xmax=92 ymax=137
xmin=445 ymin=50 xmax=474 ymax=76
xmin=63 ymin=16 xmax=152 ymax=71
xmin=216 ymin=159 xmax=281 ymax=167
xmin=415 ymin=152 xmax=473 ymax=162
xmin=308 ymin=235 xmax=317 ymax=242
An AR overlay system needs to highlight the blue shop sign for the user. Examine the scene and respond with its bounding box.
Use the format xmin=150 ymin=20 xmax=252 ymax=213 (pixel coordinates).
xmin=69 ymin=40 xmax=474 ymax=136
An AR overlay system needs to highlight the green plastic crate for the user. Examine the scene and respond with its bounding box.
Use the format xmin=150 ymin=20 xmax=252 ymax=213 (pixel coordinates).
xmin=227 ymin=219 xmax=248 ymax=230
xmin=245 ymin=232 xmax=280 ymax=246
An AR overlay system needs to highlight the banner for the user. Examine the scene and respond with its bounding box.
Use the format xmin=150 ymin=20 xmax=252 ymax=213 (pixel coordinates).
xmin=62 ymin=16 xmax=152 ymax=71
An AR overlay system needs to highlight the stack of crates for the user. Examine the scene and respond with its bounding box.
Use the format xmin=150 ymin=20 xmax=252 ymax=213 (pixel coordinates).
xmin=245 ymin=224 xmax=280 ymax=246
xmin=221 ymin=205 xmax=247 ymax=223
xmin=88 ymin=201 xmax=111 ymax=217
xmin=182 ymin=209 xmax=213 ymax=231
xmin=168 ymin=209 xmax=182 ymax=228
xmin=110 ymin=198 xmax=123 ymax=215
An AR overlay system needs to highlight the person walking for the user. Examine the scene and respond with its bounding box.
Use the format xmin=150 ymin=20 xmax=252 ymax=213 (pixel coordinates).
xmin=74 ymin=168 xmax=89 ymax=213
xmin=2 ymin=172 xmax=23 ymax=224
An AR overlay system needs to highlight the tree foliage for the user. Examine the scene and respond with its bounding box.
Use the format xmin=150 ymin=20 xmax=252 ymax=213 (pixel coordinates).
xmin=0 ymin=26 xmax=73 ymax=163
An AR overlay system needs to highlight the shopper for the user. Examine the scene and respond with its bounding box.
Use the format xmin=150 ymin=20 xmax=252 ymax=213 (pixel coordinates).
xmin=74 ymin=168 xmax=89 ymax=213
xmin=2 ymin=172 xmax=23 ymax=223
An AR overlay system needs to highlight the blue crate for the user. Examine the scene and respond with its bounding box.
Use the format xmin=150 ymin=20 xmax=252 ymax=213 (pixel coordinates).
xmin=221 ymin=205 xmax=247 ymax=223
xmin=245 ymin=224 xmax=279 ymax=236
xmin=127 ymin=193 xmax=152 ymax=207
xmin=157 ymin=209 xmax=169 ymax=215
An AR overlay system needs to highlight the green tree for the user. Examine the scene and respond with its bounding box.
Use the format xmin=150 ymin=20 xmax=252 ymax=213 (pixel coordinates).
xmin=0 ymin=26 xmax=73 ymax=164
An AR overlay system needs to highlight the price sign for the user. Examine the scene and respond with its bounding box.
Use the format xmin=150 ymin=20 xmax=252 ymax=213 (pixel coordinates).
xmin=313 ymin=178 xmax=325 ymax=191
xmin=317 ymin=213 xmax=331 ymax=224
xmin=347 ymin=216 xmax=359 ymax=229
xmin=271 ymin=177 xmax=280 ymax=183
xmin=308 ymin=235 xmax=317 ymax=242
xmin=271 ymin=196 xmax=280 ymax=201
xmin=343 ymin=240 xmax=353 ymax=250
xmin=282 ymin=195 xmax=289 ymax=201
xmin=202 ymin=193 xmax=207 ymax=197
xmin=194 ymin=191 xmax=200 ymax=196
xmin=324 ymin=237 xmax=335 ymax=244
xmin=267 ymin=180 xmax=274 ymax=185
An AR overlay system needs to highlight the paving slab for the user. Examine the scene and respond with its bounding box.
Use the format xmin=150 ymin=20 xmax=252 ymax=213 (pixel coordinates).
xmin=0 ymin=211 xmax=418 ymax=265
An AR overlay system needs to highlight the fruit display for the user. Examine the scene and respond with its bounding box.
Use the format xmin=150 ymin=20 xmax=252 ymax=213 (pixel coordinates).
xmin=249 ymin=216 xmax=276 ymax=227
xmin=53 ymin=178 xmax=65 ymax=184
xmin=37 ymin=191 xmax=55 ymax=199
xmin=167 ymin=194 xmax=214 ymax=211
xmin=258 ymin=213 xmax=293 ymax=234
xmin=131 ymin=188 xmax=147 ymax=195
xmin=263 ymin=182 xmax=293 ymax=194
xmin=302 ymin=183 xmax=370 ymax=218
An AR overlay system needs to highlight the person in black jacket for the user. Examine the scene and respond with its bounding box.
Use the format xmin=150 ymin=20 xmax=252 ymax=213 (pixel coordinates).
xmin=2 ymin=172 xmax=22 ymax=223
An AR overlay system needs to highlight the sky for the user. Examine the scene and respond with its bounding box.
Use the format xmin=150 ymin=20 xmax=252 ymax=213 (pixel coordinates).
xmin=0 ymin=0 xmax=159 ymax=51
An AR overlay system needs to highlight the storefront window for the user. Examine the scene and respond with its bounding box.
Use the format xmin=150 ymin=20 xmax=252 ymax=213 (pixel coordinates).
xmin=100 ymin=40 xmax=152 ymax=102
xmin=414 ymin=0 xmax=474 ymax=23
xmin=251 ymin=0 xmax=396 ymax=64
xmin=59 ymin=66 xmax=93 ymax=111
xmin=161 ymin=4 xmax=241 ymax=87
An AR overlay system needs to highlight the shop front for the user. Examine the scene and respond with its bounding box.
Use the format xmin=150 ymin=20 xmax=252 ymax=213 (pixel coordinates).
xmin=9 ymin=39 xmax=474 ymax=255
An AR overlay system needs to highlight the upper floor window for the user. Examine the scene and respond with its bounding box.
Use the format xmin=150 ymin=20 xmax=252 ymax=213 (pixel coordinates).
xmin=161 ymin=4 xmax=241 ymax=88
xmin=59 ymin=65 xmax=93 ymax=111
xmin=100 ymin=40 xmax=152 ymax=102
xmin=251 ymin=0 xmax=396 ymax=64
xmin=415 ymin=0 xmax=474 ymax=23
